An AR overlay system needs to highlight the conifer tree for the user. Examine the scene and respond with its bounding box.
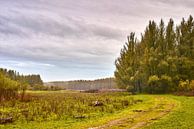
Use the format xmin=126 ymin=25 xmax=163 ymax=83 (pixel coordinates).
xmin=115 ymin=15 xmax=194 ymax=93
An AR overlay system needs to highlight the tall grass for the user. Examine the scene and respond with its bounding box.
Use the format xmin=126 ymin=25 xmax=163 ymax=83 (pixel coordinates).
xmin=0 ymin=92 xmax=139 ymax=124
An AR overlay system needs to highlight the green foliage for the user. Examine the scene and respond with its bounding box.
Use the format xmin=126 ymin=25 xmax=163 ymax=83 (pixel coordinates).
xmin=115 ymin=32 xmax=137 ymax=89
xmin=126 ymin=85 xmax=134 ymax=93
xmin=0 ymin=68 xmax=44 ymax=101
xmin=0 ymin=72 xmax=19 ymax=101
xmin=178 ymin=80 xmax=190 ymax=92
xmin=190 ymin=80 xmax=194 ymax=91
xmin=0 ymin=68 xmax=43 ymax=89
xmin=148 ymin=75 xmax=159 ymax=86
xmin=147 ymin=75 xmax=160 ymax=93
xmin=115 ymin=15 xmax=194 ymax=93
xmin=160 ymin=75 xmax=173 ymax=92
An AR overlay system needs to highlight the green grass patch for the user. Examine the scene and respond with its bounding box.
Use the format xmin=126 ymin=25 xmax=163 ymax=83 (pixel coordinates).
xmin=144 ymin=95 xmax=194 ymax=129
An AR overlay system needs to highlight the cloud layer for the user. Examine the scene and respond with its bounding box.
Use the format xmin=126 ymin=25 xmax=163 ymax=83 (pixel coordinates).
xmin=0 ymin=0 xmax=193 ymax=81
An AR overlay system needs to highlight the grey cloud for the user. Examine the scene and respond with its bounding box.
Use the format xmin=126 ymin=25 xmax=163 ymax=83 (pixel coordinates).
xmin=0 ymin=16 xmax=28 ymax=37
xmin=0 ymin=35 xmax=117 ymax=70
xmin=0 ymin=1 xmax=124 ymax=40
xmin=0 ymin=14 xmax=123 ymax=40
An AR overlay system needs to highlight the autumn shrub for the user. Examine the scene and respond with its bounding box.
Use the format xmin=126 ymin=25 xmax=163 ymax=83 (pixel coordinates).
xmin=178 ymin=80 xmax=190 ymax=92
xmin=190 ymin=80 xmax=194 ymax=91
xmin=147 ymin=75 xmax=160 ymax=93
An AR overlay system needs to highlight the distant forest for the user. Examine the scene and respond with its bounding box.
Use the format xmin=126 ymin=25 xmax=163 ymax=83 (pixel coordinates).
xmin=45 ymin=78 xmax=116 ymax=91
xmin=115 ymin=15 xmax=194 ymax=93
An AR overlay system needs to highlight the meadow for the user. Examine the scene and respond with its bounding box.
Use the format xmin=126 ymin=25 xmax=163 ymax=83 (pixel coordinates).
xmin=1 ymin=91 xmax=194 ymax=129
xmin=0 ymin=91 xmax=141 ymax=129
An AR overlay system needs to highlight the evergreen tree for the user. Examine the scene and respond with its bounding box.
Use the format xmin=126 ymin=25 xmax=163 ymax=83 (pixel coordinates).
xmin=115 ymin=15 xmax=194 ymax=93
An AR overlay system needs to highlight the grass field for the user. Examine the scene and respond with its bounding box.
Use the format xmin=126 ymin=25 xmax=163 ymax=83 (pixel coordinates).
xmin=0 ymin=91 xmax=194 ymax=129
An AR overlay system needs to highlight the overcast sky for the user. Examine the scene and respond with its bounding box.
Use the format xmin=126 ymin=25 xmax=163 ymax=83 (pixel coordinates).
xmin=0 ymin=0 xmax=193 ymax=82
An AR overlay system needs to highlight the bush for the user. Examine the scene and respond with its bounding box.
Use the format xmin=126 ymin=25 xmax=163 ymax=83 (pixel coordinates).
xmin=147 ymin=75 xmax=160 ymax=93
xmin=160 ymin=75 xmax=172 ymax=93
xmin=190 ymin=80 xmax=194 ymax=91
xmin=178 ymin=80 xmax=190 ymax=92
xmin=147 ymin=75 xmax=173 ymax=93
xmin=148 ymin=75 xmax=159 ymax=84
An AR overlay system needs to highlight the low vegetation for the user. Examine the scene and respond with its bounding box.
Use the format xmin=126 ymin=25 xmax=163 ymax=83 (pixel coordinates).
xmin=3 ymin=91 xmax=194 ymax=129
xmin=0 ymin=91 xmax=140 ymax=127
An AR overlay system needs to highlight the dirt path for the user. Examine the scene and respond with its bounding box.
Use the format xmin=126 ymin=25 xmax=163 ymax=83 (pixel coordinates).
xmin=89 ymin=96 xmax=176 ymax=129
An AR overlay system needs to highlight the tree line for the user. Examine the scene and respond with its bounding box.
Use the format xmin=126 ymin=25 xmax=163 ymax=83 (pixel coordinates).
xmin=45 ymin=78 xmax=116 ymax=91
xmin=0 ymin=68 xmax=43 ymax=101
xmin=0 ymin=68 xmax=43 ymax=87
xmin=115 ymin=15 xmax=194 ymax=94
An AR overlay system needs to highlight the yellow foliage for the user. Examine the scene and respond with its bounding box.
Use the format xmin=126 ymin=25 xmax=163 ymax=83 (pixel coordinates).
xmin=190 ymin=80 xmax=194 ymax=91
xmin=178 ymin=80 xmax=190 ymax=92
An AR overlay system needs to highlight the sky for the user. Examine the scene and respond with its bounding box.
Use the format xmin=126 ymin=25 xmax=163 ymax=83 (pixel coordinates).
xmin=0 ymin=0 xmax=193 ymax=82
